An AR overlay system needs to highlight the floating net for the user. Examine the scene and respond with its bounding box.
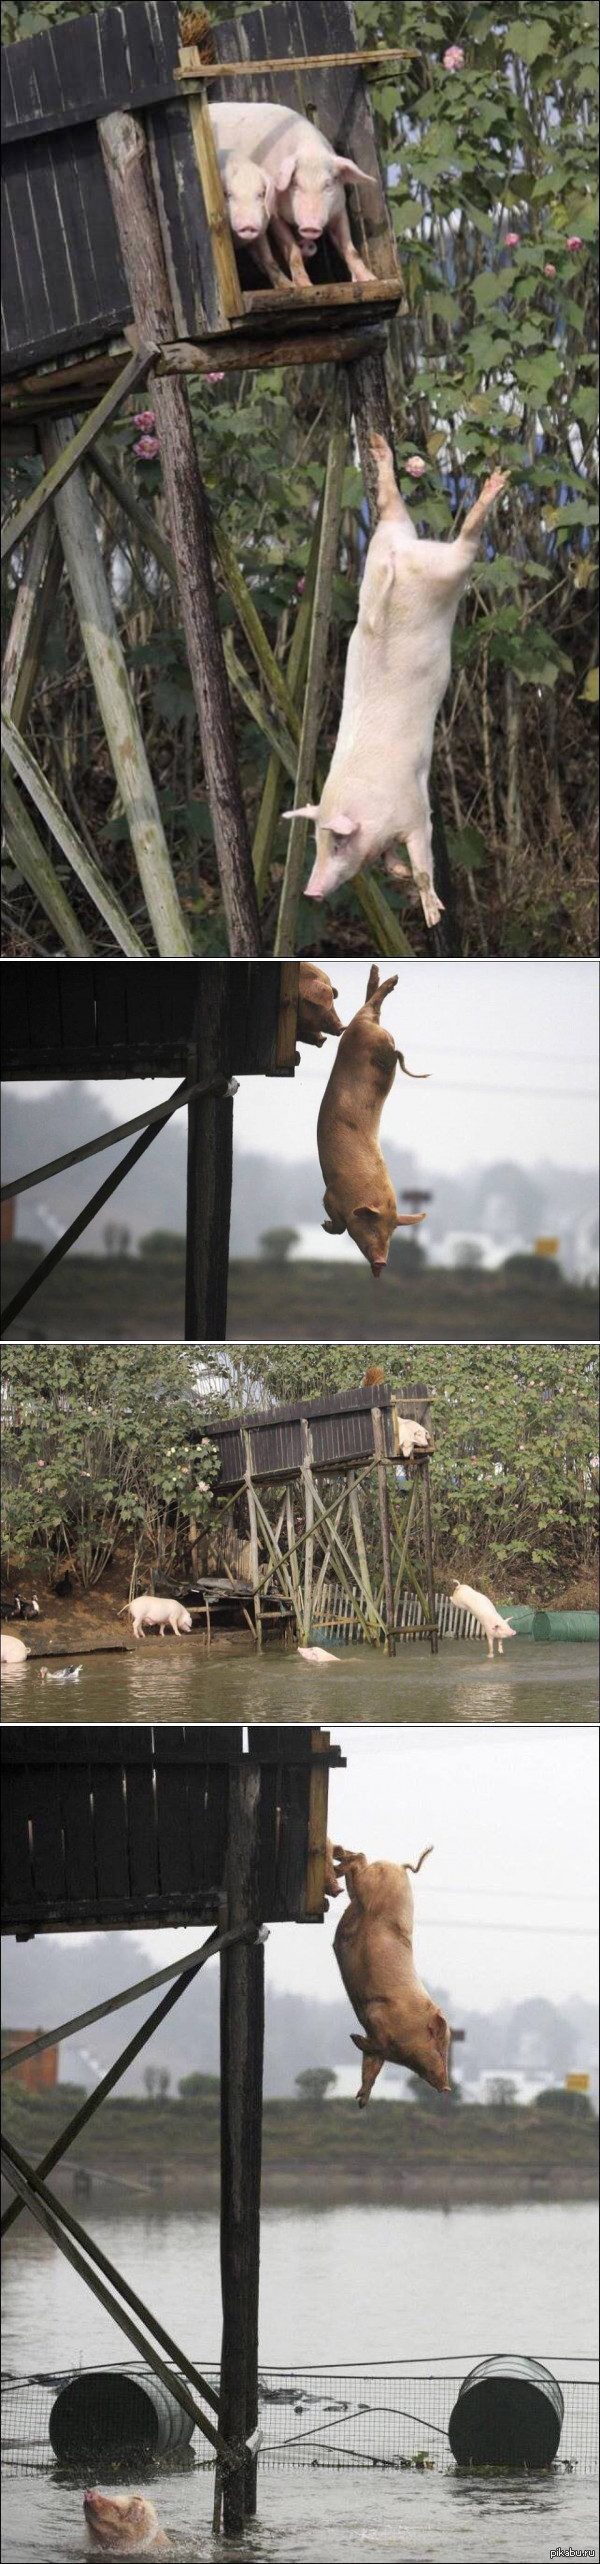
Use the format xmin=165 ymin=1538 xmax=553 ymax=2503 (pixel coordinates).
xmin=2 ymin=2364 xmax=597 ymax=2478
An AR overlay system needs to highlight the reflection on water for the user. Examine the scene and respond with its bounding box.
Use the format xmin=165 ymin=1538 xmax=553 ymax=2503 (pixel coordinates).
xmin=2 ymin=2203 xmax=597 ymax=2563
xmin=3 ymin=1640 xmax=597 ymax=1725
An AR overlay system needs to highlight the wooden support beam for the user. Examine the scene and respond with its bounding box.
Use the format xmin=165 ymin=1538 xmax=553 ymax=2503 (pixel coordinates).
xmin=274 ymin=377 xmax=349 ymax=953
xmin=1 ymin=769 xmax=91 ymax=957
xmin=39 ymin=418 xmax=192 ymax=960
xmin=348 ymin=1468 xmax=382 ymax=1637
xmin=185 ymin=975 xmax=235 ymax=1340
xmin=1 ymin=1950 xmax=205 ymax=2245
xmin=243 ymin=1431 xmax=262 ymax=1650
xmin=372 ymin=1407 xmax=396 ymax=1655
xmin=301 ymin=1420 xmax=315 ymax=1645
xmin=391 ymin=1475 xmax=419 ymax=1618
xmin=1 ymin=1076 xmax=191 ymax=1340
xmin=1 ymin=511 xmax=63 ymax=729
xmin=1 ymin=709 xmax=146 ymax=956
xmin=0 ymin=345 xmax=154 ymax=562
xmin=173 ymin=47 xmax=419 ymax=81
xmin=305 ymin=1730 xmax=330 ymax=1918
xmin=220 ymin=1763 xmax=265 ymax=2535
xmin=99 ymin=109 xmax=261 ymax=958
xmin=182 ymin=44 xmax=245 ymax=322
xmin=420 ymin=1459 xmax=439 ymax=1657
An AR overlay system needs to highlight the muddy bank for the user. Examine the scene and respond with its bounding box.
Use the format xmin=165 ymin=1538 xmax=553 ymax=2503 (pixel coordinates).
xmin=2 ymin=2164 xmax=595 ymax=2219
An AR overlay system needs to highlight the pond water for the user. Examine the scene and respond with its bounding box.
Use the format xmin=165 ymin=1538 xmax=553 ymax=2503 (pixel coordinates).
xmin=2 ymin=2201 xmax=597 ymax=2562
xmin=3 ymin=1639 xmax=597 ymax=1725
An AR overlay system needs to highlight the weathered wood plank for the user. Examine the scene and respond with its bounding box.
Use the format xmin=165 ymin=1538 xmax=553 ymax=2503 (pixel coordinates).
xmin=1 ymin=0 xmax=181 ymax=146
xmin=1 ymin=347 xmax=154 ymax=561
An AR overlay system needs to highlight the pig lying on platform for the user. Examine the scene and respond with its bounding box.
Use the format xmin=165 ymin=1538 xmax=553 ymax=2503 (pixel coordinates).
xmin=286 ymin=438 xmax=509 ymax=930
xmin=1 ymin=1630 xmax=30 ymax=1662
xmin=396 ymin=1417 xmax=431 ymax=1459
xmin=317 ymin=964 xmax=428 ymax=1277
xmin=210 ymin=100 xmax=377 ymax=289
xmin=120 ymin=1596 xmax=193 ymax=1640
xmin=83 ymin=2489 xmax=168 ymax=2552
xmin=332 ymin=1844 xmax=451 ymax=2104
xmin=450 ymin=1581 xmax=516 ymax=1660
xmin=297 ymin=962 xmax=344 ymax=1047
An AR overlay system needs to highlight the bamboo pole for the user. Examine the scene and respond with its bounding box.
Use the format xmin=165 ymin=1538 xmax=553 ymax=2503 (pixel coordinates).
xmin=348 ymin=1469 xmax=382 ymax=1636
xmin=1 ymin=510 xmax=62 ymax=727
xmin=223 ymin=630 xmax=298 ymax=780
xmin=274 ymin=380 xmax=349 ymax=953
xmin=1 ymin=710 xmax=147 ymax=956
xmin=1 ymin=769 xmax=91 ymax=956
xmin=39 ymin=418 xmax=192 ymax=958
xmin=99 ymin=108 xmax=260 ymax=957
xmin=0 ymin=345 xmax=154 ymax=562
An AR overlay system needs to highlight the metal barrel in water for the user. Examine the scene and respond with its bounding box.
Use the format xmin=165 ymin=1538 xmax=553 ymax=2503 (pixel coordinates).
xmin=499 ymin=1604 xmax=599 ymax=1642
xmin=49 ymin=2368 xmax=195 ymax=2465
xmin=448 ymin=2354 xmax=564 ymax=2469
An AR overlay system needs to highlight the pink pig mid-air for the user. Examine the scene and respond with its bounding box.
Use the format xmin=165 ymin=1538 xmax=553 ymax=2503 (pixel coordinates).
xmin=450 ymin=1582 xmax=516 ymax=1660
xmin=286 ymin=437 xmax=509 ymax=932
xmin=119 ymin=1596 xmax=193 ymax=1640
xmin=332 ymin=1844 xmax=451 ymax=2104
xmin=317 ymin=964 xmax=428 ymax=1278
xmin=210 ymin=101 xmax=377 ymax=288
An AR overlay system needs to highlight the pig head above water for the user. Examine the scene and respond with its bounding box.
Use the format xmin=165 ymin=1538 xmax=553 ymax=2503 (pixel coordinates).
xmin=285 ymin=437 xmax=509 ymax=931
xmin=332 ymin=1846 xmax=451 ymax=2103
xmin=83 ymin=2488 xmax=168 ymax=2551
xmin=297 ymin=962 xmax=344 ymax=1047
xmin=316 ymin=964 xmax=428 ymax=1275
xmin=210 ymin=101 xmax=377 ymax=287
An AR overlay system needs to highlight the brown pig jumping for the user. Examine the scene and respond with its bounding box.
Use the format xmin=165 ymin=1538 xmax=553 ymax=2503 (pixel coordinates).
xmin=316 ymin=964 xmax=428 ymax=1275
xmin=332 ymin=1844 xmax=451 ymax=2104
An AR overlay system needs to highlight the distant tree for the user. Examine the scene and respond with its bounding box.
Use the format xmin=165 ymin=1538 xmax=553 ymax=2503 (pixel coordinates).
xmin=143 ymin=2066 xmax=171 ymax=2099
xmin=531 ymin=2086 xmax=594 ymax=2119
xmin=178 ymin=2072 xmax=220 ymax=2101
xmin=103 ymin=1223 xmax=131 ymax=1257
xmin=138 ymin=1232 xmax=186 ymax=1261
xmin=486 ymin=2076 xmax=518 ymax=2108
xmin=259 ymin=1229 xmax=300 ymax=1265
xmin=295 ymin=2068 xmax=337 ymax=2105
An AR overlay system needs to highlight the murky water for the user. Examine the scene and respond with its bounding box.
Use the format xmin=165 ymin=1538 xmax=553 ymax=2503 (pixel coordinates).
xmin=3 ymin=1639 xmax=597 ymax=1725
xmin=2 ymin=2203 xmax=597 ymax=2561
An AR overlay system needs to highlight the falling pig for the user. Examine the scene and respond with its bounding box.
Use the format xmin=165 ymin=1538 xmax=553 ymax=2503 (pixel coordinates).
xmin=210 ymin=100 xmax=377 ymax=288
xmin=450 ymin=1581 xmax=516 ymax=1660
xmin=317 ymin=964 xmax=428 ymax=1276
xmin=332 ymin=1843 xmax=451 ymax=2104
xmin=285 ymin=436 xmax=509 ymax=931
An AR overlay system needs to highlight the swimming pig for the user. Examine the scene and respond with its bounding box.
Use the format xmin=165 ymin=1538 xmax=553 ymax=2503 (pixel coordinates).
xmin=332 ymin=1844 xmax=451 ymax=2103
xmin=285 ymin=437 xmax=509 ymax=930
xmin=316 ymin=964 xmax=428 ymax=1276
xmin=83 ymin=2488 xmax=168 ymax=2551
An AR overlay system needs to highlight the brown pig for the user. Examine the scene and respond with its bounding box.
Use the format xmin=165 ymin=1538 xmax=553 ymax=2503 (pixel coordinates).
xmin=83 ymin=2489 xmax=168 ymax=2551
xmin=324 ymin=1835 xmax=344 ymax=1908
xmin=297 ymin=962 xmax=344 ymax=1047
xmin=332 ymin=1844 xmax=450 ymax=2104
xmin=316 ymin=964 xmax=428 ymax=1275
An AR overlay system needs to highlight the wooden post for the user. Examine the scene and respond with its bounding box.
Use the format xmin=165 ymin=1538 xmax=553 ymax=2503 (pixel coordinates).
xmin=38 ymin=420 xmax=192 ymax=959
xmin=1 ymin=511 xmax=62 ymax=728
xmin=420 ymin=1458 xmax=439 ymax=1657
xmin=301 ymin=1421 xmax=315 ymax=1645
xmin=348 ymin=1468 xmax=381 ymax=1638
xmin=274 ymin=377 xmax=349 ymax=954
xmin=219 ymin=1761 xmax=264 ymax=2537
xmin=243 ymin=1434 xmax=262 ymax=1651
xmin=99 ymin=110 xmax=261 ymax=958
xmin=1 ymin=770 xmax=91 ymax=957
xmin=185 ymin=973 xmax=234 ymax=1340
xmin=372 ymin=1407 xmax=396 ymax=1656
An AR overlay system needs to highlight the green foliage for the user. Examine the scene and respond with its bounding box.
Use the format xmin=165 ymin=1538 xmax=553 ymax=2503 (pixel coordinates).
xmin=1 ymin=1345 xmax=219 ymax=1589
xmin=206 ymin=1342 xmax=599 ymax=1591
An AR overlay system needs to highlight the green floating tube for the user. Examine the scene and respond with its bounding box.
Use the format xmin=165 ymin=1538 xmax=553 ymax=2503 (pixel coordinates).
xmin=499 ymin=1604 xmax=599 ymax=1644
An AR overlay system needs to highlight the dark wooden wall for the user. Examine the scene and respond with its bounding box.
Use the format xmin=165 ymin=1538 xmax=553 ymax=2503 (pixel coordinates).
xmin=200 ymin=1382 xmax=432 ymax=1487
xmin=1 ymin=1725 xmax=344 ymax=1933
xmin=1 ymin=0 xmax=398 ymax=379
xmin=1 ymin=961 xmax=297 ymax=1078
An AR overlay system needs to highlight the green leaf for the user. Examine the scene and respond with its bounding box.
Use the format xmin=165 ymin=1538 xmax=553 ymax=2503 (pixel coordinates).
xmin=505 ymin=19 xmax=554 ymax=66
xmin=580 ymin=666 xmax=599 ymax=702
xmin=447 ymin=822 xmax=488 ymax=872
xmin=472 ymin=268 xmax=514 ymax=309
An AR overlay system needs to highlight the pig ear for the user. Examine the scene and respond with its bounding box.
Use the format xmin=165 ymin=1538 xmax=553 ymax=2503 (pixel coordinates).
xmin=333 ymin=156 xmax=378 ymax=191
xmin=328 ymin=809 xmax=356 ymax=837
xmin=263 ymin=173 xmax=277 ymax=218
xmin=353 ymin=1204 xmax=380 ymax=1221
xmin=275 ymin=153 xmax=298 ymax=193
xmin=282 ymin=803 xmax=320 ymax=821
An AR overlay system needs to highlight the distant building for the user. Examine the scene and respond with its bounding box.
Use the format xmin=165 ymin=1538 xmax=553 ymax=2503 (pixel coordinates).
xmin=2 ymin=2031 xmax=57 ymax=2094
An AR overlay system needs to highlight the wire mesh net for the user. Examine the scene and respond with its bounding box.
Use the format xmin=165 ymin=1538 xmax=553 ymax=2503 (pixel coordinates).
xmin=2 ymin=2365 xmax=597 ymax=2478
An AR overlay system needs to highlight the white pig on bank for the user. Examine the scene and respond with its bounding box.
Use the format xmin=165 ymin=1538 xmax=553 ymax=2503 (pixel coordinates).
xmin=450 ymin=1581 xmax=516 ymax=1660
xmin=210 ymin=100 xmax=377 ymax=288
xmin=120 ymin=1596 xmax=193 ymax=1640
xmin=332 ymin=1843 xmax=451 ymax=2104
xmin=286 ymin=437 xmax=509 ymax=931
xmin=1 ymin=1630 xmax=30 ymax=1663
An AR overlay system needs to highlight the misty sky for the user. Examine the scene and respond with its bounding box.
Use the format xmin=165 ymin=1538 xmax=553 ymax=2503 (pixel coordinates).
xmin=106 ymin=1727 xmax=599 ymax=2019
xmin=10 ymin=959 xmax=599 ymax=1177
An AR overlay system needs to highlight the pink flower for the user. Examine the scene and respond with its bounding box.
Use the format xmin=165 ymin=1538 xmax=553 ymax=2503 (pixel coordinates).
xmin=405 ymin=454 xmax=427 ymax=478
xmin=544 ymin=262 xmax=557 ymax=277
xmin=206 ymin=371 xmax=226 ymax=385
xmin=505 ymin=231 xmax=520 ymax=247
xmin=134 ymin=434 xmax=160 ymax=461
xmin=566 ymin=234 xmax=583 ymax=251
xmin=443 ymin=45 xmax=464 ymax=70
xmin=296 ymin=575 xmax=306 ymax=594
xmin=133 ymin=409 xmax=156 ymax=431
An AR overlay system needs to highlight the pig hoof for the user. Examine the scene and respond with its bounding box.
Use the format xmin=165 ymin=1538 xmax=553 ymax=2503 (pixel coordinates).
xmin=350 ymin=261 xmax=376 ymax=287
